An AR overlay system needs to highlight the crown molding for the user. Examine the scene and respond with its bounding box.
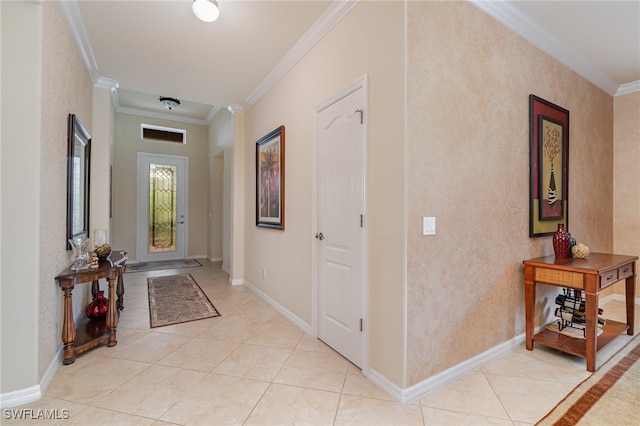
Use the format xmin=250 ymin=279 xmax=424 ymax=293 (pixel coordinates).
xmin=616 ymin=81 xmax=640 ymax=96
xmin=59 ymin=0 xmax=101 ymax=85
xmin=242 ymin=0 xmax=359 ymax=110
xmin=468 ymin=0 xmax=621 ymax=96
xmin=227 ymin=104 xmax=244 ymax=114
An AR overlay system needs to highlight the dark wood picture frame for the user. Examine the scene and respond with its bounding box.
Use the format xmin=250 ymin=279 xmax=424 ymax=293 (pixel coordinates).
xmin=256 ymin=126 xmax=285 ymax=230
xmin=529 ymin=95 xmax=569 ymax=237
xmin=66 ymin=114 xmax=91 ymax=248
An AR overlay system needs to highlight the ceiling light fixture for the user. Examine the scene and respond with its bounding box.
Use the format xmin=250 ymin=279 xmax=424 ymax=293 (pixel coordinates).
xmin=192 ymin=0 xmax=220 ymax=23
xmin=159 ymin=96 xmax=181 ymax=111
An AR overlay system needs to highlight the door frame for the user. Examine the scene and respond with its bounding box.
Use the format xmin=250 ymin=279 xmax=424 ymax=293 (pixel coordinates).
xmin=312 ymin=74 xmax=369 ymax=370
xmin=136 ymin=152 xmax=189 ymax=262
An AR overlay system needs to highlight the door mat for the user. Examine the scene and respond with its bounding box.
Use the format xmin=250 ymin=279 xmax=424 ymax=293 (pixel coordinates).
xmin=126 ymin=258 xmax=202 ymax=273
xmin=147 ymin=273 xmax=220 ymax=328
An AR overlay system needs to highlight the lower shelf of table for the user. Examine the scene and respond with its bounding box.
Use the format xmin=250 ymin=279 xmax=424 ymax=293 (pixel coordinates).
xmin=74 ymin=317 xmax=110 ymax=354
xmin=533 ymin=319 xmax=629 ymax=359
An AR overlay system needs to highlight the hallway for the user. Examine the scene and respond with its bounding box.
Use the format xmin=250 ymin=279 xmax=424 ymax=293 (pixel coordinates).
xmin=6 ymin=259 xmax=638 ymax=425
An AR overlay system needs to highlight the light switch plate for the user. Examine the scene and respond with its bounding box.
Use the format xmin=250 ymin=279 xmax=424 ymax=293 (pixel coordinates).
xmin=423 ymin=217 xmax=436 ymax=235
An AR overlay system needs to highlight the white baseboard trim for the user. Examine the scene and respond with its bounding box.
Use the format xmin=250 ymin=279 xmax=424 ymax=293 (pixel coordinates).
xmin=228 ymin=277 xmax=244 ymax=286
xmin=0 ymin=342 xmax=63 ymax=409
xmin=243 ymin=280 xmax=313 ymax=336
xmin=365 ymin=333 xmax=526 ymax=404
xmin=208 ymin=257 xmax=222 ymax=262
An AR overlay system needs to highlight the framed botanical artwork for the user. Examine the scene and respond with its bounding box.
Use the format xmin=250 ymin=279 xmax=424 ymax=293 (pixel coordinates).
xmin=256 ymin=126 xmax=285 ymax=230
xmin=529 ymin=95 xmax=569 ymax=237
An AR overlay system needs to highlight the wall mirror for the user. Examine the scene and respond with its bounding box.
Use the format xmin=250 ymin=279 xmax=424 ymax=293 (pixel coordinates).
xmin=66 ymin=113 xmax=91 ymax=249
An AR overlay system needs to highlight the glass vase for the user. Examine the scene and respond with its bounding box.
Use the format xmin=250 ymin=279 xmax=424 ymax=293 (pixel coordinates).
xmin=69 ymin=237 xmax=90 ymax=271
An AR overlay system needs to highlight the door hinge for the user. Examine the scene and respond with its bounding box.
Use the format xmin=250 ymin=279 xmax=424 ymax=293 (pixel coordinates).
xmin=355 ymin=109 xmax=364 ymax=124
xmin=360 ymin=318 xmax=364 ymax=332
xmin=360 ymin=214 xmax=364 ymax=228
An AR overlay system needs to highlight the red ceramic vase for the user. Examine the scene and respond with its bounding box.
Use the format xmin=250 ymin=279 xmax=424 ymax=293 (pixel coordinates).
xmin=86 ymin=291 xmax=109 ymax=320
xmin=552 ymin=224 xmax=571 ymax=258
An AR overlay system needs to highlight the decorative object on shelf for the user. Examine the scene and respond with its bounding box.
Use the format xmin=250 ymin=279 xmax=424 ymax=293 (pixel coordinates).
xmin=90 ymin=253 xmax=99 ymax=269
xmin=572 ymin=243 xmax=590 ymax=259
xmin=85 ymin=320 xmax=108 ymax=338
xmin=69 ymin=236 xmax=90 ymax=271
xmin=568 ymin=233 xmax=577 ymax=256
xmin=528 ymin=95 xmax=570 ymax=237
xmin=552 ymin=223 xmax=571 ymax=258
xmin=93 ymin=229 xmax=108 ymax=248
xmin=86 ymin=290 xmax=109 ymax=320
xmin=95 ymin=243 xmax=112 ymax=260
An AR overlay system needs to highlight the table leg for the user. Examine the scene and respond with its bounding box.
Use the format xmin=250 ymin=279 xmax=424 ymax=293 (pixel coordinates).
xmin=524 ymin=266 xmax=535 ymax=350
xmin=105 ymin=276 xmax=118 ymax=347
xmin=584 ymin=292 xmax=598 ymax=372
xmin=91 ymin=280 xmax=99 ymax=300
xmin=116 ymin=266 xmax=125 ymax=311
xmin=626 ymin=274 xmax=636 ymax=335
xmin=61 ymin=286 xmax=76 ymax=365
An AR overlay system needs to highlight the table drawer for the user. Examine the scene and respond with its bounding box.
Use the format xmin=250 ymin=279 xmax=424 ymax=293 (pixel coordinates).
xmin=618 ymin=263 xmax=633 ymax=280
xmin=599 ymin=269 xmax=618 ymax=288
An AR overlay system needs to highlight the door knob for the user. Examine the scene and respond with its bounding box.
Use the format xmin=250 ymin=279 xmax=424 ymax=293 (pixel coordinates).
xmin=315 ymin=232 xmax=325 ymax=240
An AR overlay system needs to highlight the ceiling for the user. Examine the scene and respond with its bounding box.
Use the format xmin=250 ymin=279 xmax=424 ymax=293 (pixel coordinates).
xmin=63 ymin=1 xmax=639 ymax=124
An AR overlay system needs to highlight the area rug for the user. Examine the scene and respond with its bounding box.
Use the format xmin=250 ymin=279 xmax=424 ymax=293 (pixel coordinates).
xmin=147 ymin=273 xmax=220 ymax=328
xmin=536 ymin=333 xmax=640 ymax=425
xmin=126 ymin=258 xmax=201 ymax=273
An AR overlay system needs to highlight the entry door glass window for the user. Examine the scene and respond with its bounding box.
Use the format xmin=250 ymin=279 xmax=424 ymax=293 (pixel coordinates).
xmin=149 ymin=163 xmax=177 ymax=253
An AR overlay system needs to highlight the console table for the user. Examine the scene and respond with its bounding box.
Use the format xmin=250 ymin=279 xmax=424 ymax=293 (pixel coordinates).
xmin=523 ymin=253 xmax=637 ymax=372
xmin=55 ymin=250 xmax=127 ymax=365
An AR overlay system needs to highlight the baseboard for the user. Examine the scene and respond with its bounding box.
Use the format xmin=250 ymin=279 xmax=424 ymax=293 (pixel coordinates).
xmin=228 ymin=277 xmax=244 ymax=286
xmin=0 ymin=342 xmax=63 ymax=409
xmin=364 ymin=333 xmax=526 ymax=404
xmin=208 ymin=257 xmax=222 ymax=262
xmin=243 ymin=280 xmax=313 ymax=335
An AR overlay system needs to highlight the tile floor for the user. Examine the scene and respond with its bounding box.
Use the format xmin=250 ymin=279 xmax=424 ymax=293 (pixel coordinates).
xmin=5 ymin=259 xmax=638 ymax=425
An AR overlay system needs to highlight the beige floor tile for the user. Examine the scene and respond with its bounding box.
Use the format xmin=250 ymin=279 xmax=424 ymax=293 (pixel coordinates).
xmin=334 ymin=394 xmax=423 ymax=426
xmin=244 ymin=383 xmax=340 ymax=426
xmin=0 ymin=397 xmax=88 ymax=425
xmin=198 ymin=313 xmax=265 ymax=343
xmin=342 ymin=365 xmax=394 ymax=401
xmin=106 ymin=330 xmax=191 ymax=363
xmin=274 ymin=349 xmax=349 ymax=393
xmin=61 ymin=406 xmax=156 ymax=425
xmin=422 ymin=406 xmax=514 ymax=426
xmin=245 ymin=321 xmax=305 ymax=349
xmin=484 ymin=373 xmax=573 ymax=424
xmin=156 ymin=337 xmax=239 ymax=372
xmin=213 ymin=343 xmax=292 ymax=381
xmin=93 ymin=364 xmax=206 ymax=419
xmin=420 ymin=371 xmax=510 ymax=420
xmin=160 ymin=373 xmax=269 ymax=425
xmin=45 ymin=356 xmax=151 ymax=405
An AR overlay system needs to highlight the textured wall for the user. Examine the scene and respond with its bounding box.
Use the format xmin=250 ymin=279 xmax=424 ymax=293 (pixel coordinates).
xmin=39 ymin=1 xmax=94 ymax=379
xmin=613 ymin=92 xmax=640 ymax=298
xmin=406 ymin=1 xmax=614 ymax=385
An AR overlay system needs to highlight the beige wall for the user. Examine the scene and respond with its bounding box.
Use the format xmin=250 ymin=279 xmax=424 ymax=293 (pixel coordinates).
xmin=112 ymin=114 xmax=209 ymax=261
xmin=243 ymin=1 xmax=406 ymax=385
xmin=1 ymin=0 xmax=94 ymax=393
xmin=613 ymin=92 xmax=640 ymax=298
xmin=406 ymin=1 xmax=614 ymax=385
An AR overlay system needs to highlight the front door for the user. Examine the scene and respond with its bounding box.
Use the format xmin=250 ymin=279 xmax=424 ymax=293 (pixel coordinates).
xmin=136 ymin=153 xmax=187 ymax=261
xmin=316 ymin=80 xmax=366 ymax=368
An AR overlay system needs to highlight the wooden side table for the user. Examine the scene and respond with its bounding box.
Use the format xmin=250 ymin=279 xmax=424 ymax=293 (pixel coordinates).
xmin=523 ymin=253 xmax=637 ymax=372
xmin=56 ymin=250 xmax=128 ymax=365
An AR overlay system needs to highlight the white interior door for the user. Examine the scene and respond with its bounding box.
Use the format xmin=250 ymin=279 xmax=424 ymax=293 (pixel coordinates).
xmin=136 ymin=153 xmax=187 ymax=261
xmin=316 ymin=82 xmax=366 ymax=368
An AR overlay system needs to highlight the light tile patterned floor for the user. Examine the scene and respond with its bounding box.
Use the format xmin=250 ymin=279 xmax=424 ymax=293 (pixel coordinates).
xmin=5 ymin=259 xmax=638 ymax=425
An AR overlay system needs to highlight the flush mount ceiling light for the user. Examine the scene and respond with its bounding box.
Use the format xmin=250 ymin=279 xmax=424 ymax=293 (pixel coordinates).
xmin=159 ymin=96 xmax=181 ymax=111
xmin=192 ymin=0 xmax=220 ymax=22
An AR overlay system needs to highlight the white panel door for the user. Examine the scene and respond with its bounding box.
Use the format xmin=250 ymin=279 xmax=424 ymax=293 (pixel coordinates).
xmin=316 ymin=84 xmax=366 ymax=368
xmin=136 ymin=153 xmax=187 ymax=261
